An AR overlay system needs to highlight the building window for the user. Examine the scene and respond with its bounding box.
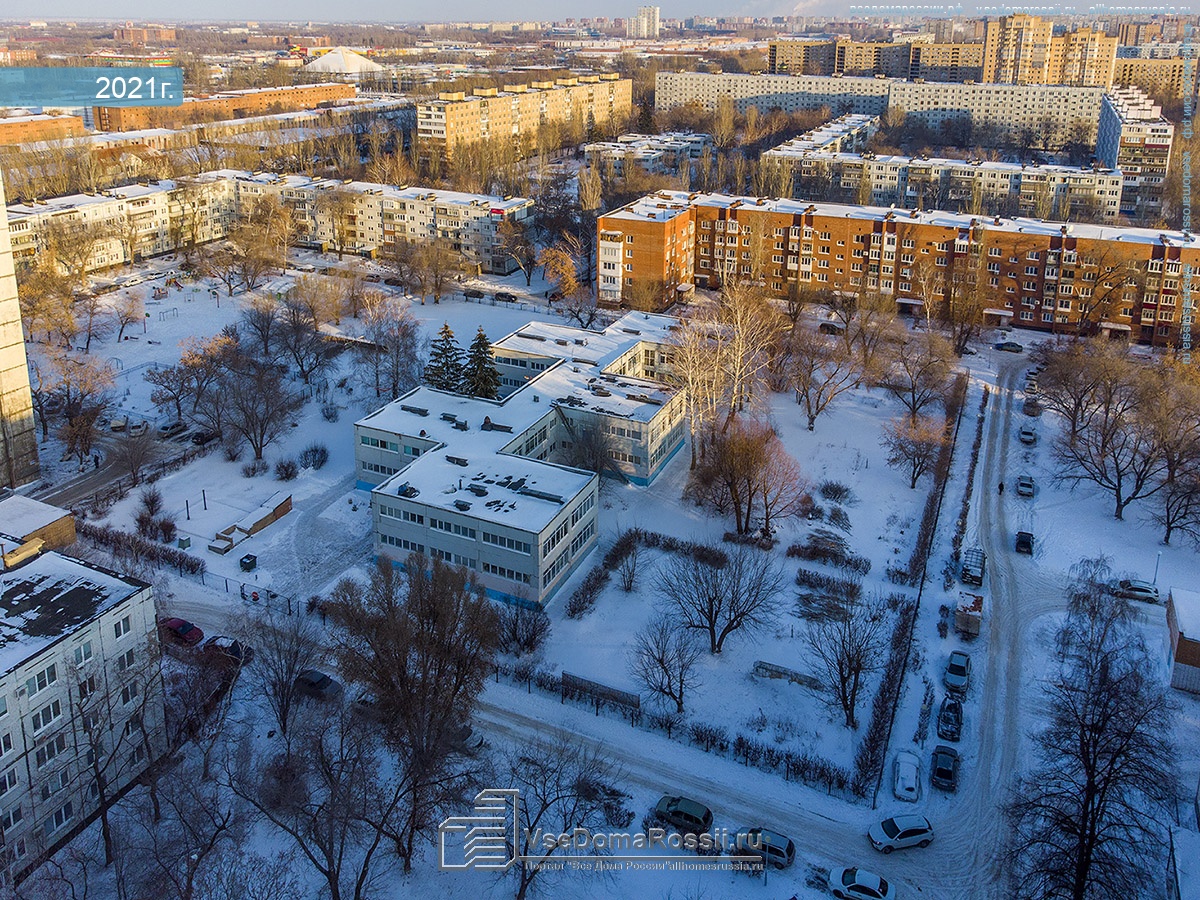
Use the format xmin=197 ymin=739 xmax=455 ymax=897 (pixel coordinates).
xmin=1 ymin=804 xmax=22 ymax=832
xmin=73 ymin=641 xmax=93 ymax=665
xmin=114 ymin=616 xmax=131 ymax=639
xmin=43 ymin=802 xmax=72 ymax=838
xmin=121 ymin=682 xmax=139 ymax=706
xmin=117 ymin=649 xmax=136 ymax=672
xmin=25 ymin=665 xmax=57 ymax=697
xmin=31 ymin=700 xmax=62 ymax=733
xmin=0 ymin=769 xmax=17 ymax=799
xmin=35 ymin=734 xmax=67 ymax=770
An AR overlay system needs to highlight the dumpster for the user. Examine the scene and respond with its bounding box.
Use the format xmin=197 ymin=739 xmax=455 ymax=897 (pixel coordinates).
xmin=240 ymin=553 xmax=257 ymax=572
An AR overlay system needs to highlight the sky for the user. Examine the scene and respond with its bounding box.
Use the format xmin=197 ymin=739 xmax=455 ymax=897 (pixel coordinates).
xmin=4 ymin=0 xmax=814 ymax=24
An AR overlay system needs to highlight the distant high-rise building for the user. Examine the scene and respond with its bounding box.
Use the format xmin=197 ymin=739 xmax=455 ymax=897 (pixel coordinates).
xmin=984 ymin=14 xmax=1117 ymax=87
xmin=626 ymin=6 xmax=660 ymax=39
xmin=0 ymin=170 xmax=38 ymax=490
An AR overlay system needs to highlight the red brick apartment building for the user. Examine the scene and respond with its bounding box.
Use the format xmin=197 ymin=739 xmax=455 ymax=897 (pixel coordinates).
xmin=0 ymin=114 xmax=86 ymax=145
xmin=597 ymin=191 xmax=1200 ymax=345
xmin=94 ymin=82 xmax=356 ymax=131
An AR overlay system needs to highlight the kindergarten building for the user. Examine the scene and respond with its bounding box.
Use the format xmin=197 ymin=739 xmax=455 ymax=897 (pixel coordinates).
xmin=354 ymin=313 xmax=687 ymax=605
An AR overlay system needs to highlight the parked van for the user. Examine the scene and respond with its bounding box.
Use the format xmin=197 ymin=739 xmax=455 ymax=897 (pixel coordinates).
xmin=735 ymin=827 xmax=796 ymax=868
xmin=961 ymin=548 xmax=986 ymax=586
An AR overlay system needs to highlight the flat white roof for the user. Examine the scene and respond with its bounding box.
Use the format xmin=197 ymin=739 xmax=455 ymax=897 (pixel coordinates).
xmin=0 ymin=553 xmax=145 ymax=675
xmin=1171 ymin=587 xmax=1200 ymax=637
xmin=605 ymin=190 xmax=1200 ymax=248
xmin=376 ymin=452 xmax=594 ymax=532
xmin=0 ymin=496 xmax=69 ymax=542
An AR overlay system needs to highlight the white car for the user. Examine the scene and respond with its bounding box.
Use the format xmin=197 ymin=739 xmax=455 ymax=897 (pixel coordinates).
xmin=892 ymin=749 xmax=921 ymax=802
xmin=868 ymin=814 xmax=934 ymax=854
xmin=1113 ymin=579 xmax=1160 ymax=603
xmin=830 ymin=866 xmax=897 ymax=900
xmin=1018 ymin=425 xmax=1038 ymax=445
xmin=1016 ymin=474 xmax=1035 ymax=497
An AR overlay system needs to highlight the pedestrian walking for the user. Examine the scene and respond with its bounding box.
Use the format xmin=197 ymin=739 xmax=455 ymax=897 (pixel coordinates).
xmin=998 ymin=481 xmax=1005 ymax=495
xmin=93 ymin=454 xmax=100 ymax=469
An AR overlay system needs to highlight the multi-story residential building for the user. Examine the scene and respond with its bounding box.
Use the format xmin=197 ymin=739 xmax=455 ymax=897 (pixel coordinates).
xmin=0 ymin=115 xmax=86 ymax=145
xmin=112 ymin=26 xmax=176 ymax=44
xmin=355 ymin=313 xmax=687 ymax=604
xmin=1097 ymin=88 xmax=1174 ymax=222
xmin=1112 ymin=55 xmax=1199 ymax=100
xmin=583 ymin=132 xmax=712 ymax=176
xmin=597 ymin=189 xmax=1200 ymax=345
xmin=763 ymin=147 xmax=1123 ymax=221
xmin=0 ymin=551 xmax=164 ymax=884
xmin=759 ymin=114 xmax=878 ymax=158
xmin=93 ymin=83 xmax=356 ymax=131
xmin=0 ymin=171 xmax=37 ymax=491
xmin=654 ymin=72 xmax=1103 ymax=141
xmin=767 ymin=39 xmax=984 ymax=81
xmin=5 ymin=172 xmax=530 ymax=277
xmin=416 ymin=75 xmax=632 ymax=163
xmin=984 ymin=15 xmax=1117 ymax=88
xmin=0 ymin=48 xmax=37 ymax=66
xmin=983 ymin=14 xmax=1054 ymax=84
xmin=626 ymin=6 xmax=661 ymax=39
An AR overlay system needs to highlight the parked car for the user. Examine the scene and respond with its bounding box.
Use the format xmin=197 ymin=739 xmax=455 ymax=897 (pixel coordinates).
xmin=201 ymin=636 xmax=253 ymax=667
xmin=157 ymin=421 xmax=186 ymax=438
xmin=734 ymin=827 xmax=796 ymax=868
xmin=294 ymin=670 xmax=344 ymax=702
xmin=943 ymin=650 xmax=971 ymax=696
xmin=1024 ymin=381 xmax=1039 ymax=396
xmin=128 ymin=421 xmax=148 ymax=436
xmin=191 ymin=429 xmax=217 ymax=446
xmin=494 ymin=291 xmax=517 ymax=302
xmin=867 ymin=815 xmax=934 ymax=854
xmin=1113 ymin=579 xmax=1160 ymax=603
xmin=1016 ymin=474 xmax=1036 ymax=497
xmin=351 ymin=692 xmax=385 ymax=723
xmin=110 ymin=416 xmax=128 ymax=432
xmin=1018 ymin=425 xmax=1038 ymax=445
xmin=654 ymin=795 xmax=713 ymax=834
xmin=159 ymin=617 xmax=204 ymax=647
xmin=547 ymin=290 xmax=564 ymax=302
xmin=930 ymin=745 xmax=960 ymax=792
xmin=383 ymin=277 xmax=403 ymax=287
xmin=1023 ymin=397 xmax=1043 ymax=417
xmin=995 ymin=340 xmax=1024 ymax=353
xmin=892 ymin=749 xmax=922 ymax=802
xmin=463 ymin=288 xmax=485 ymax=299
xmin=829 ymin=866 xmax=896 ymax=900
xmin=937 ymin=695 xmax=962 ymax=742
xmin=1016 ymin=530 xmax=1034 ymax=554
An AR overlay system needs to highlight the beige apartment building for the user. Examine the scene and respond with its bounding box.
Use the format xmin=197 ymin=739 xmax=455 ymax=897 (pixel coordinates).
xmin=768 ymin=39 xmax=984 ymax=82
xmin=416 ymin=75 xmax=632 ymax=163
xmin=0 ymin=171 xmax=37 ymax=490
xmin=984 ymin=15 xmax=1118 ymax=88
xmin=1113 ymin=56 xmax=1199 ymax=100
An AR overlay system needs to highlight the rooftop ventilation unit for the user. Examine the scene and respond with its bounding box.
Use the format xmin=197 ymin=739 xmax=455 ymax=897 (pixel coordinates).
xmin=467 ymin=484 xmax=488 ymax=496
xmin=441 ymin=412 xmax=459 ymax=422
xmin=520 ymin=488 xmax=565 ymax=504
xmin=400 ymin=404 xmax=429 ymax=416
xmin=454 ymin=499 xmax=472 ymax=511
xmin=508 ymin=477 xmax=527 ymax=491
xmin=446 ymin=455 xmax=469 ymax=467
xmin=400 ymin=484 xmax=420 ymax=498
xmin=453 ymin=421 xmax=469 ymax=431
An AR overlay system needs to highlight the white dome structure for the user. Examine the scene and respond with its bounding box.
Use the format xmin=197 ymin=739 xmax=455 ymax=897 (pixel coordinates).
xmin=303 ymin=48 xmax=383 ymax=78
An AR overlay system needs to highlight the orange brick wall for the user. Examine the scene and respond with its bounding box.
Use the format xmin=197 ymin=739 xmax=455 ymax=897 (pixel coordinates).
xmin=94 ymin=82 xmax=355 ymax=131
xmin=0 ymin=115 xmax=86 ymax=145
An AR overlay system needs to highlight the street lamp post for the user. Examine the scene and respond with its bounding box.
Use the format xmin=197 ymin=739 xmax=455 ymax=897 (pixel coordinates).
xmin=1153 ymin=550 xmax=1162 ymax=585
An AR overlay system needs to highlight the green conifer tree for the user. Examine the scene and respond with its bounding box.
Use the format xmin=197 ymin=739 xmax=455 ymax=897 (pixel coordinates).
xmin=425 ymin=322 xmax=463 ymax=391
xmin=461 ymin=326 xmax=501 ymax=399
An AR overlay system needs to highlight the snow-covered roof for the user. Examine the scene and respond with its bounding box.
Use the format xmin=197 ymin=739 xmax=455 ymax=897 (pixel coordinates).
xmin=357 ymin=385 xmax=550 ymax=451
xmin=605 ymin=190 xmax=1200 ymax=248
xmin=0 ymin=553 xmax=146 ymax=675
xmin=763 ymin=148 xmax=1123 ymax=181
xmin=1173 ymin=827 xmax=1200 ymax=899
xmin=303 ymin=47 xmax=384 ymax=74
xmin=376 ymin=452 xmax=594 ymax=533
xmin=1171 ymin=588 xmax=1200 ymax=638
xmin=0 ymin=496 xmax=70 ymax=542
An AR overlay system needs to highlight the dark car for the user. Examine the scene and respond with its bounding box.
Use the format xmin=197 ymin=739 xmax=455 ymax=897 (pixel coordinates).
xmin=383 ymin=277 xmax=403 ymax=287
xmin=463 ymin=288 xmax=485 ymax=299
xmin=654 ymin=795 xmax=713 ymax=834
xmin=191 ymin=429 xmax=217 ymax=446
xmin=294 ymin=670 xmax=344 ymax=702
xmin=930 ymin=745 xmax=960 ymax=792
xmin=494 ymin=291 xmax=517 ymax=302
xmin=157 ymin=421 xmax=186 ymax=438
xmin=937 ymin=696 xmax=962 ymax=742
xmin=995 ymin=341 xmax=1024 ymax=353
xmin=159 ymin=617 xmax=204 ymax=647
xmin=201 ymin=636 xmax=254 ymax=667
xmin=1016 ymin=530 xmax=1034 ymax=554
xmin=547 ymin=290 xmax=564 ymax=302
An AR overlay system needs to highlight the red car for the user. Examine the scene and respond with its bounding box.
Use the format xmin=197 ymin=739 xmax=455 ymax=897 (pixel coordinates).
xmin=159 ymin=617 xmax=204 ymax=647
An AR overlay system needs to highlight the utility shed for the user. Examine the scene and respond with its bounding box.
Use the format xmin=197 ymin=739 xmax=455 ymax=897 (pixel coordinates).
xmin=1167 ymin=587 xmax=1200 ymax=693
xmin=0 ymin=494 xmax=76 ymax=566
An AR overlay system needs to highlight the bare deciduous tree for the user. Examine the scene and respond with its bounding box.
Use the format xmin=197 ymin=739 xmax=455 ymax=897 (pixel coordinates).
xmin=658 ymin=544 xmax=783 ymax=654
xmin=629 ymin=614 xmax=703 ymax=713
xmin=881 ymin=414 xmax=948 ymax=490
xmin=804 ymin=598 xmax=887 ymax=728
xmin=504 ymin=735 xmax=632 ymax=900
xmin=250 ymin=610 xmax=321 ymax=746
xmin=1006 ymin=562 xmax=1178 ymax=900
xmin=496 ymin=218 xmax=539 ymax=287
xmin=791 ymin=327 xmax=862 ymax=431
xmin=885 ymin=332 xmax=954 ymax=422
xmin=223 ymin=357 xmax=304 ymax=460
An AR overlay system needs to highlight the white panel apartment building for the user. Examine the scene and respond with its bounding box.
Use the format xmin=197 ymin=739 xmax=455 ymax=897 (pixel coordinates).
xmin=5 ymin=172 xmax=532 ymax=277
xmin=0 ymin=553 xmax=164 ymax=883
xmin=583 ymin=132 xmax=714 ymax=176
xmin=655 ymin=72 xmax=1104 ymax=142
xmin=355 ymin=313 xmax=687 ymax=606
xmin=1096 ymin=87 xmax=1175 ymax=222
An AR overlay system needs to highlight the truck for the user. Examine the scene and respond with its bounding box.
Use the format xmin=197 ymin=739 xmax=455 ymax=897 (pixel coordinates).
xmin=955 ymin=592 xmax=983 ymax=638
xmin=961 ymin=548 xmax=987 ymax=587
